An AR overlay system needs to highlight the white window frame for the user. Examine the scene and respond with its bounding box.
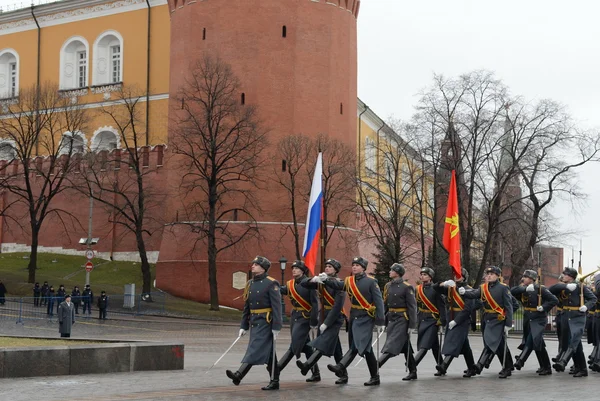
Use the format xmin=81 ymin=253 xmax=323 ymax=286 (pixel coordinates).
xmin=59 ymin=131 xmax=87 ymax=156
xmin=365 ymin=136 xmax=376 ymax=174
xmin=0 ymin=139 xmax=16 ymax=161
xmin=0 ymin=49 xmax=19 ymax=99
xmin=60 ymin=36 xmax=90 ymax=90
xmin=93 ymin=30 xmax=124 ymax=86
xmin=91 ymin=126 xmax=120 ymax=152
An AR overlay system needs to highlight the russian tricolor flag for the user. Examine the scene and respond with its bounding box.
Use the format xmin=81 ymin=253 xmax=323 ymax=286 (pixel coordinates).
xmin=302 ymin=152 xmax=323 ymax=275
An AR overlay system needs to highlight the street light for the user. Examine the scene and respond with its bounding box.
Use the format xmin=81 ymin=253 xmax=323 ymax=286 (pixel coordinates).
xmin=279 ymin=256 xmax=287 ymax=321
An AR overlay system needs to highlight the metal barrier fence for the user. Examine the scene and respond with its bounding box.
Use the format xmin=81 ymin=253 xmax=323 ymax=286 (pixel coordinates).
xmin=0 ymin=292 xmax=170 ymax=323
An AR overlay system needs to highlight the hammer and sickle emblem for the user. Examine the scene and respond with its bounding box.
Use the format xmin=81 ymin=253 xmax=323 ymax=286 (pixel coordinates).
xmin=445 ymin=213 xmax=459 ymax=238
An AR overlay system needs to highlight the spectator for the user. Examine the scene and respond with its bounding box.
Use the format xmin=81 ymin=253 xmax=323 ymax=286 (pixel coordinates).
xmin=82 ymin=284 xmax=93 ymax=316
xmin=46 ymin=286 xmax=55 ymax=316
xmin=71 ymin=286 xmax=81 ymax=314
xmin=41 ymin=281 xmax=50 ymax=306
xmin=97 ymin=290 xmax=108 ymax=320
xmin=58 ymin=294 xmax=75 ymax=338
xmin=56 ymin=285 xmax=66 ymax=314
xmin=0 ymin=280 xmax=6 ymax=305
xmin=33 ymin=282 xmax=41 ymax=306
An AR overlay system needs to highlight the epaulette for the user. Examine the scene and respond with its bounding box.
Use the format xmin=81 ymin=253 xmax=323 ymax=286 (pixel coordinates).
xmin=500 ymin=282 xmax=509 ymax=287
xmin=266 ymin=276 xmax=276 ymax=281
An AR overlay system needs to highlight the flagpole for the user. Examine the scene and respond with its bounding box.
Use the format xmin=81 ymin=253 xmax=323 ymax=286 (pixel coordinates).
xmin=319 ymin=153 xmax=326 ymax=324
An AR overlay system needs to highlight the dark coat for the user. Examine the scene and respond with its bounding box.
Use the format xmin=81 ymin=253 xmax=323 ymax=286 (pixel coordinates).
xmin=441 ymin=282 xmax=480 ymax=357
xmin=97 ymin=295 xmax=108 ymax=309
xmin=325 ymin=272 xmax=385 ymax=356
xmin=0 ymin=282 xmax=6 ymax=297
xmin=58 ymin=301 xmax=75 ymax=335
xmin=381 ymin=278 xmax=417 ymax=356
xmin=415 ymin=282 xmax=446 ymax=350
xmin=549 ymin=282 xmax=596 ymax=349
xmin=82 ymin=288 xmax=93 ymax=303
xmin=303 ymin=277 xmax=346 ymax=356
xmin=240 ymin=273 xmax=282 ymax=365
xmin=463 ymin=280 xmax=513 ymax=353
xmin=511 ymin=284 xmax=558 ymax=350
xmin=280 ymin=276 xmax=318 ymax=357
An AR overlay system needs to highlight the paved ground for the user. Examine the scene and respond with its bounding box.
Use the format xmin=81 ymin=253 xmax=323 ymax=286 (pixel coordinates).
xmin=1 ymin=314 xmax=600 ymax=400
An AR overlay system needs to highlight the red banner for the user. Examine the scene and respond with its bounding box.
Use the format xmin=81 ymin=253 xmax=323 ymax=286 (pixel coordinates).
xmin=443 ymin=170 xmax=462 ymax=279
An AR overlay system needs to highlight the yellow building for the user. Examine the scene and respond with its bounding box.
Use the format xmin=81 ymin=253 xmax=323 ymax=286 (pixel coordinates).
xmin=0 ymin=0 xmax=170 ymax=152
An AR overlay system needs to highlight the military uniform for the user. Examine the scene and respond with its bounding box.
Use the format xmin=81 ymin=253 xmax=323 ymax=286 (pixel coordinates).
xmin=462 ymin=267 xmax=514 ymax=378
xmin=510 ymin=275 xmax=558 ymax=375
xmin=590 ymin=275 xmax=600 ymax=371
xmin=226 ymin=256 xmax=283 ymax=390
xmin=549 ymin=270 xmax=596 ymax=377
xmin=325 ymin=257 xmax=385 ymax=386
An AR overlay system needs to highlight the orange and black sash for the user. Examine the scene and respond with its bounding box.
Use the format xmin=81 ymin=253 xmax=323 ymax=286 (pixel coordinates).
xmin=450 ymin=287 xmax=465 ymax=310
xmin=345 ymin=276 xmax=376 ymax=317
xmin=417 ymin=284 xmax=440 ymax=314
xmin=320 ymin=284 xmax=336 ymax=307
xmin=287 ymin=279 xmax=311 ymax=312
xmin=481 ymin=283 xmax=505 ymax=318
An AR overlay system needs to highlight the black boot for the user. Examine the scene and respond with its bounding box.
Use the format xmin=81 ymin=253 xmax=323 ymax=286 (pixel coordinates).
xmin=378 ymin=352 xmax=392 ymax=368
xmin=226 ymin=363 xmax=251 ymax=386
xmin=413 ymin=349 xmax=427 ymax=367
xmin=474 ymin=348 xmax=492 ymax=374
xmin=328 ymin=350 xmax=357 ymax=379
xmin=553 ymin=348 xmax=574 ymax=372
xmin=364 ymin=352 xmax=380 ymax=386
xmin=537 ymin=349 xmax=552 ymax=376
xmin=514 ymin=346 xmax=532 ymax=370
xmin=306 ymin=364 xmax=321 ymax=382
xmin=277 ymin=349 xmax=294 ymax=372
xmin=261 ymin=380 xmax=279 ymax=390
xmin=403 ymin=351 xmax=417 ymax=381
xmin=435 ymin=355 xmax=454 ymax=376
xmin=297 ymin=350 xmax=322 ymax=376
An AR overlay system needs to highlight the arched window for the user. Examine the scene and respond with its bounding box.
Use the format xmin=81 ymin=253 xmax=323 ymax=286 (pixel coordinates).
xmin=91 ymin=128 xmax=119 ymax=152
xmin=60 ymin=36 xmax=89 ymax=89
xmin=0 ymin=49 xmax=19 ymax=99
xmin=93 ymin=31 xmax=123 ymax=86
xmin=59 ymin=132 xmax=86 ymax=155
xmin=0 ymin=140 xmax=16 ymax=161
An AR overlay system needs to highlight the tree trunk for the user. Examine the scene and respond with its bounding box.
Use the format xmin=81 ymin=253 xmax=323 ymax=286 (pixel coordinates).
xmin=136 ymin=227 xmax=152 ymax=296
xmin=27 ymin=229 xmax=38 ymax=284
xmin=208 ymin=182 xmax=219 ymax=311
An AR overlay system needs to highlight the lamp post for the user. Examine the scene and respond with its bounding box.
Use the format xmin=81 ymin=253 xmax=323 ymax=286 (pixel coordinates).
xmin=279 ymin=256 xmax=287 ymax=321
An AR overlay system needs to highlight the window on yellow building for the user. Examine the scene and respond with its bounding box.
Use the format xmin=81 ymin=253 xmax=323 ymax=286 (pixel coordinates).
xmin=0 ymin=140 xmax=16 ymax=161
xmin=93 ymin=31 xmax=124 ymax=86
xmin=59 ymin=132 xmax=86 ymax=155
xmin=365 ymin=137 xmax=376 ymax=174
xmin=92 ymin=129 xmax=119 ymax=152
xmin=60 ymin=37 xmax=89 ymax=90
xmin=0 ymin=49 xmax=19 ymax=99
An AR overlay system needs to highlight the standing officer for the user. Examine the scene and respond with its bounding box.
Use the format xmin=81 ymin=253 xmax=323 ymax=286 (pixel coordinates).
xmin=436 ymin=268 xmax=480 ymax=377
xmin=82 ymin=284 xmax=93 ymax=316
xmin=71 ymin=286 xmax=81 ymax=315
xmin=460 ymin=265 xmax=514 ymax=378
xmin=322 ymin=256 xmax=385 ymax=386
xmin=510 ymin=270 xmax=558 ymax=375
xmin=41 ymin=281 xmax=50 ymax=306
xmin=409 ymin=267 xmax=446 ymax=380
xmin=278 ymin=260 xmax=319 ymax=379
xmin=299 ymin=258 xmax=346 ymax=383
xmin=58 ymin=294 xmax=75 ymax=338
xmin=226 ymin=256 xmax=282 ymax=390
xmin=377 ymin=263 xmax=417 ymax=373
xmin=33 ymin=283 xmax=41 ymax=307
xmin=549 ymin=267 xmax=596 ymax=377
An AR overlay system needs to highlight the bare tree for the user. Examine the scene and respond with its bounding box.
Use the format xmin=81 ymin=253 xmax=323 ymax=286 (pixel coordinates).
xmin=78 ymin=87 xmax=165 ymax=297
xmin=172 ymin=55 xmax=267 ymax=311
xmin=0 ymin=83 xmax=88 ymax=283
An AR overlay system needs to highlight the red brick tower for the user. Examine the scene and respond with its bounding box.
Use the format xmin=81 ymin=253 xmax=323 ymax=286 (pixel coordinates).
xmin=157 ymin=0 xmax=361 ymax=307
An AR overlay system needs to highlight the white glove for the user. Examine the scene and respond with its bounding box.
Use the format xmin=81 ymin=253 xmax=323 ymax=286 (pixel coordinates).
xmin=319 ymin=323 xmax=327 ymax=333
xmin=458 ymin=287 xmax=466 ymax=295
xmin=504 ymin=326 xmax=511 ymax=335
xmin=526 ymin=284 xmax=535 ymax=292
xmin=566 ymin=283 xmax=577 ymax=291
xmin=579 ymin=305 xmax=588 ymax=313
xmin=311 ymin=275 xmax=323 ymax=284
xmin=448 ymin=320 xmax=457 ymax=330
xmin=443 ymin=280 xmax=456 ymax=287
xmin=272 ymin=330 xmax=280 ymax=339
xmin=310 ymin=326 xmax=318 ymax=338
xmin=239 ymin=329 xmax=247 ymax=337
xmin=318 ymin=272 xmax=328 ymax=281
xmin=536 ymin=305 xmax=544 ymax=312
xmin=376 ymin=325 xmax=385 ymax=333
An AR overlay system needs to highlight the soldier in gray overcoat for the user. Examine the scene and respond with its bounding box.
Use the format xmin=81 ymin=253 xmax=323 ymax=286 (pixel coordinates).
xmin=321 ymin=256 xmax=385 ymax=386
xmin=226 ymin=256 xmax=283 ymax=390
xmin=549 ymin=267 xmax=596 ymax=377
xmin=377 ymin=263 xmax=417 ymax=373
xmin=510 ymin=269 xmax=558 ymax=375
xmin=460 ymin=265 xmax=514 ymax=378
xmin=298 ymin=258 xmax=346 ymax=383
xmin=436 ymin=268 xmax=480 ymax=377
xmin=278 ymin=260 xmax=319 ymax=379
xmin=58 ymin=294 xmax=75 ymax=338
xmin=590 ymin=273 xmax=600 ymax=372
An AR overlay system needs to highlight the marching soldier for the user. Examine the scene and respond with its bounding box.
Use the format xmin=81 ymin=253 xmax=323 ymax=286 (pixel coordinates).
xmin=409 ymin=267 xmax=446 ymax=380
xmin=226 ymin=256 xmax=282 ymax=390
xmin=320 ymin=256 xmax=385 ymax=386
xmin=549 ymin=267 xmax=596 ymax=377
xmin=590 ymin=273 xmax=600 ymax=372
xmin=298 ymin=258 xmax=346 ymax=383
xmin=377 ymin=263 xmax=417 ymax=373
xmin=436 ymin=268 xmax=480 ymax=377
xmin=278 ymin=260 xmax=319 ymax=379
xmin=510 ymin=270 xmax=558 ymax=375
xmin=552 ymin=274 xmax=566 ymax=364
xmin=460 ymin=265 xmax=514 ymax=378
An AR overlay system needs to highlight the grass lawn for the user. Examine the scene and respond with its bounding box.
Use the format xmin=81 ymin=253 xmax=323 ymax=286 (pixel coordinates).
xmin=0 ymin=252 xmax=241 ymax=321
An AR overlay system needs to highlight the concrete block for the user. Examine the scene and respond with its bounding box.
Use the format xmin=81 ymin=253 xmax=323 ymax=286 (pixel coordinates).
xmin=4 ymin=347 xmax=70 ymax=378
xmin=131 ymin=343 xmax=184 ymax=371
xmin=70 ymin=344 xmax=131 ymax=374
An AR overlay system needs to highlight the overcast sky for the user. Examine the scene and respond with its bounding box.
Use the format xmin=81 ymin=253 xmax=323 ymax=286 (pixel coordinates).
xmin=1 ymin=0 xmax=598 ymax=272
xmin=357 ymin=1 xmax=600 ymax=273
